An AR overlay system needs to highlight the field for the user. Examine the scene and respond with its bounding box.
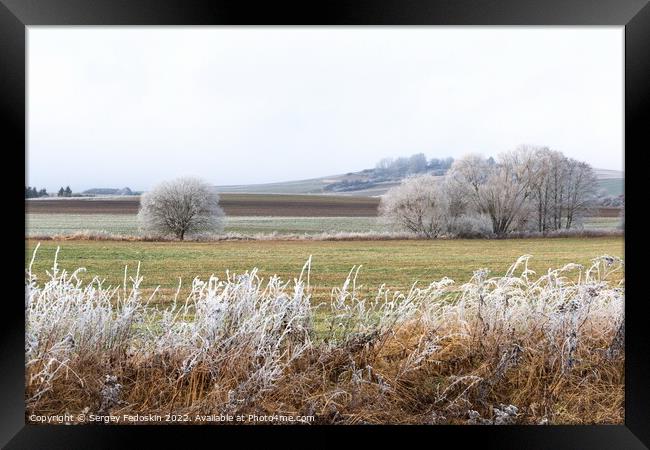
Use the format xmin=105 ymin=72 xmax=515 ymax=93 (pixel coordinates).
xmin=26 ymin=214 xmax=388 ymax=236
xmin=26 ymin=237 xmax=624 ymax=305
xmin=25 ymin=193 xmax=380 ymax=217
xmin=25 ymin=213 xmax=621 ymax=237
xmin=25 ymin=193 xmax=622 ymax=237
xmin=596 ymin=178 xmax=624 ymax=197
xmin=582 ymin=217 xmax=621 ymax=230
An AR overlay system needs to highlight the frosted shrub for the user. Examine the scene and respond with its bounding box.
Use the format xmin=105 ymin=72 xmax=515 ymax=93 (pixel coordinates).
xmin=25 ymin=245 xmax=147 ymax=405
xmin=379 ymin=174 xmax=448 ymax=238
xmin=445 ymin=213 xmax=493 ymax=238
xmin=326 ymin=265 xmax=454 ymax=347
xmin=151 ymin=261 xmax=314 ymax=407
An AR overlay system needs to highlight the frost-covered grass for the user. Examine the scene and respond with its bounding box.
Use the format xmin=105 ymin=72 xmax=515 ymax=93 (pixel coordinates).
xmin=26 ymin=213 xmax=620 ymax=239
xmin=26 ymin=214 xmax=388 ymax=236
xmin=27 ymin=214 xmax=139 ymax=235
xmin=582 ymin=217 xmax=621 ymax=230
xmin=26 ymin=247 xmax=624 ymax=424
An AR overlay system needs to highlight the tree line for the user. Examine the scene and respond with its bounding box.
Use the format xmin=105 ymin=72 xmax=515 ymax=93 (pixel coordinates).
xmin=380 ymin=145 xmax=600 ymax=237
xmin=25 ymin=186 xmax=73 ymax=198
xmin=25 ymin=186 xmax=49 ymax=198
xmin=57 ymin=186 xmax=73 ymax=197
xmin=375 ymin=153 xmax=454 ymax=178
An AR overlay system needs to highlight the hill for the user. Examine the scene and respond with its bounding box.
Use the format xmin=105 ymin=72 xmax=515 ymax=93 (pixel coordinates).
xmin=216 ymin=157 xmax=452 ymax=196
xmin=216 ymin=167 xmax=623 ymax=197
xmin=82 ymin=187 xmax=137 ymax=196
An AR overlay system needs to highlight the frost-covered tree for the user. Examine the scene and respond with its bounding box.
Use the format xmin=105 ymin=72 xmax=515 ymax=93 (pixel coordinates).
xmin=446 ymin=152 xmax=534 ymax=236
xmin=379 ymin=174 xmax=447 ymax=238
xmin=408 ymin=153 xmax=428 ymax=174
xmin=445 ymin=148 xmax=597 ymax=235
xmin=523 ymin=146 xmax=597 ymax=231
xmin=445 ymin=153 xmax=494 ymax=214
xmin=137 ymin=177 xmax=225 ymax=240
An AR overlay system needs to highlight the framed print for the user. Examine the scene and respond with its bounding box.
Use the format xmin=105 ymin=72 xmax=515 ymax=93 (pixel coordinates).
xmin=3 ymin=0 xmax=649 ymax=447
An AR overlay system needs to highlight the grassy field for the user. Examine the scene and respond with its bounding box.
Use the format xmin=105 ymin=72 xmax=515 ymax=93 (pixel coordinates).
xmin=582 ymin=217 xmax=621 ymax=230
xmin=596 ymin=178 xmax=624 ymax=197
xmin=26 ymin=237 xmax=624 ymax=305
xmin=26 ymin=213 xmax=621 ymax=237
xmin=26 ymin=214 xmax=389 ymax=236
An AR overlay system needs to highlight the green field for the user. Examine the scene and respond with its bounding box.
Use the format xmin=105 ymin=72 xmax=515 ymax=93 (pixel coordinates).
xmin=26 ymin=214 xmax=389 ymax=235
xmin=26 ymin=213 xmax=619 ymax=237
xmin=26 ymin=237 xmax=624 ymax=305
xmin=582 ymin=217 xmax=621 ymax=230
xmin=215 ymin=177 xmax=330 ymax=194
xmin=597 ymin=178 xmax=624 ymax=197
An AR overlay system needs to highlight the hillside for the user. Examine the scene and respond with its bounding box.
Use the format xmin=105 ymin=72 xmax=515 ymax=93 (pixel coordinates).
xmin=82 ymin=187 xmax=138 ymax=196
xmin=216 ymin=167 xmax=623 ymax=197
xmin=214 ymin=176 xmax=405 ymax=197
xmin=593 ymin=169 xmax=624 ymax=197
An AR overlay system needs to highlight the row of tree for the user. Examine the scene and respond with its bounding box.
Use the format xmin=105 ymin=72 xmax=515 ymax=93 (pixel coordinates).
xmin=380 ymin=146 xmax=599 ymax=237
xmin=375 ymin=153 xmax=454 ymax=178
xmin=25 ymin=186 xmax=74 ymax=198
xmin=25 ymin=186 xmax=48 ymax=198
xmin=57 ymin=186 xmax=73 ymax=197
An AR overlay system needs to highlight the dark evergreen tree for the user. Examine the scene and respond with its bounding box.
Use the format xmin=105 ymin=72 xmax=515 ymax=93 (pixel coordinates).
xmin=58 ymin=187 xmax=65 ymax=197
xmin=65 ymin=186 xmax=72 ymax=197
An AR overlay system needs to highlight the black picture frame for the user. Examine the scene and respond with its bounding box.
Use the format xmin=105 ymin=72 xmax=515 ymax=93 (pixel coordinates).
xmin=4 ymin=0 xmax=648 ymax=448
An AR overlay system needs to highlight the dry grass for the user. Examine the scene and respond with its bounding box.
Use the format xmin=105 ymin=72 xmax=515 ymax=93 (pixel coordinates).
xmin=25 ymin=247 xmax=624 ymax=425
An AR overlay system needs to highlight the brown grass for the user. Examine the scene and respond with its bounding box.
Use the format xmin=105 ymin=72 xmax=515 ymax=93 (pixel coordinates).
xmin=26 ymin=320 xmax=623 ymax=425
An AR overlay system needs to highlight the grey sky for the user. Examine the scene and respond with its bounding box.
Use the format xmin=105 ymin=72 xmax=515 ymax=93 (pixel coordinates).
xmin=27 ymin=27 xmax=623 ymax=192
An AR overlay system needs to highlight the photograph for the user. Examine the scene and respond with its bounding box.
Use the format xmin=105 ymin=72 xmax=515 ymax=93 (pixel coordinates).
xmin=24 ymin=26 xmax=625 ymax=426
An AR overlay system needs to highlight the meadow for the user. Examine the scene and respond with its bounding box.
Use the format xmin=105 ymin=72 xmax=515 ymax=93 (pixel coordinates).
xmin=26 ymin=237 xmax=624 ymax=305
xmin=26 ymin=212 xmax=620 ymax=237
xmin=26 ymin=214 xmax=388 ymax=236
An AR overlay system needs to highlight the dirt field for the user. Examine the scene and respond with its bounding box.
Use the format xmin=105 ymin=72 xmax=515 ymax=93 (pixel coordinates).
xmin=25 ymin=194 xmax=381 ymax=217
xmin=24 ymin=195 xmax=621 ymax=218
xmin=596 ymin=207 xmax=623 ymax=217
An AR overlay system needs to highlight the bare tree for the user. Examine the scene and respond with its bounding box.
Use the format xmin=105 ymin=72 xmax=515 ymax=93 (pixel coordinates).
xmin=379 ymin=174 xmax=447 ymax=238
xmin=393 ymin=157 xmax=410 ymax=177
xmin=408 ymin=153 xmax=428 ymax=174
xmin=446 ymin=151 xmax=536 ymax=236
xmin=375 ymin=157 xmax=394 ymax=175
xmin=525 ymin=147 xmax=597 ymax=232
xmin=137 ymin=177 xmax=225 ymax=240
xmin=563 ymin=159 xmax=598 ymax=229
xmin=525 ymin=146 xmax=555 ymax=232
xmin=445 ymin=154 xmax=493 ymax=211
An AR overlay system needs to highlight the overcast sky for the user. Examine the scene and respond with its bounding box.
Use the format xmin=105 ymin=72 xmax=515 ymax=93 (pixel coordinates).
xmin=27 ymin=27 xmax=623 ymax=192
